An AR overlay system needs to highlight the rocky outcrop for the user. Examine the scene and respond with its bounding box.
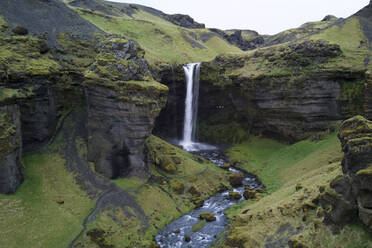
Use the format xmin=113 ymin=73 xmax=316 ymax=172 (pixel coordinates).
xmin=210 ymin=29 xmax=264 ymax=51
xmin=0 ymin=104 xmax=23 ymax=194
xmin=85 ymin=36 xmax=168 ymax=178
xmin=320 ymin=116 xmax=372 ymax=232
xmin=167 ymin=14 xmax=205 ymax=29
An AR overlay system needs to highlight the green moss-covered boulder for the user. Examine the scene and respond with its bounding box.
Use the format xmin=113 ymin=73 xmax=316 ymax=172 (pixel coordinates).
xmin=229 ymin=172 xmax=244 ymax=187
xmin=199 ymin=212 xmax=216 ymax=222
xmin=229 ymin=191 xmax=242 ymax=200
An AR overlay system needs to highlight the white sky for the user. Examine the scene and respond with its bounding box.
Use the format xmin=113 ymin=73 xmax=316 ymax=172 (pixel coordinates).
xmin=107 ymin=0 xmax=370 ymax=35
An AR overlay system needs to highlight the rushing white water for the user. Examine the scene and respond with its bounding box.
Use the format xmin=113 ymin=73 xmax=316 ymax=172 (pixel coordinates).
xmin=179 ymin=63 xmax=216 ymax=151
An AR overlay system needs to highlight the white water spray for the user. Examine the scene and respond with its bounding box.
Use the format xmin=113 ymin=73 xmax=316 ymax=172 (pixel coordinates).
xmin=180 ymin=63 xmax=215 ymax=151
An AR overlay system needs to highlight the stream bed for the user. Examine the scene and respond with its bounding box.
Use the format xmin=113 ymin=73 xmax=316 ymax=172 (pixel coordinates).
xmin=156 ymin=149 xmax=262 ymax=248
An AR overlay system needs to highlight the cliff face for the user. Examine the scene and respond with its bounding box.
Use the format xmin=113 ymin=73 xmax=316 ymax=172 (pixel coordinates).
xmin=85 ymin=36 xmax=168 ymax=178
xmin=0 ymin=2 xmax=168 ymax=193
xmin=156 ymin=39 xmax=367 ymax=143
xmin=320 ymin=116 xmax=372 ymax=232
xmin=0 ymin=104 xmax=23 ymax=194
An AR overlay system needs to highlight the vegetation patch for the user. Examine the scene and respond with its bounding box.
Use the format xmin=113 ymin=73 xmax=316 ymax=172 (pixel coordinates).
xmin=0 ymin=152 xmax=94 ymax=248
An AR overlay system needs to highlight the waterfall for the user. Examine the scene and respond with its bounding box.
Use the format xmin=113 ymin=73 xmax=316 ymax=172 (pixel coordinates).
xmin=181 ymin=63 xmax=200 ymax=150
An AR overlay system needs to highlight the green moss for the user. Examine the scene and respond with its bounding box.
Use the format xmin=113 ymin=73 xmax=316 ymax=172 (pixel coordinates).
xmin=340 ymin=80 xmax=366 ymax=116
xmin=0 ymin=111 xmax=16 ymax=157
xmin=199 ymin=122 xmax=248 ymax=144
xmin=0 ymin=15 xmax=9 ymax=33
xmin=0 ymin=87 xmax=34 ymax=104
xmin=0 ymin=35 xmax=60 ymax=76
xmin=56 ymin=33 xmax=98 ymax=70
xmin=356 ymin=165 xmax=372 ymax=176
xmin=192 ymin=219 xmax=206 ymax=232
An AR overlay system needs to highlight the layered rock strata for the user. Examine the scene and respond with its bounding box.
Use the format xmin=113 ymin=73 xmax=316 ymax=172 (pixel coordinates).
xmin=320 ymin=116 xmax=372 ymax=231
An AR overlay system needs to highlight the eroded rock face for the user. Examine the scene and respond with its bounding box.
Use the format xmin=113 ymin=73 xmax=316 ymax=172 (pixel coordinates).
xmin=86 ymin=36 xmax=168 ymax=178
xmin=321 ymin=116 xmax=372 ymax=231
xmin=155 ymin=40 xmax=366 ymax=143
xmin=0 ymin=104 xmax=23 ymax=194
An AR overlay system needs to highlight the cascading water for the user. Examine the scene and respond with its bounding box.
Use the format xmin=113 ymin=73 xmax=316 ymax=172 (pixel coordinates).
xmin=180 ymin=63 xmax=214 ymax=151
xmin=180 ymin=62 xmax=200 ymax=150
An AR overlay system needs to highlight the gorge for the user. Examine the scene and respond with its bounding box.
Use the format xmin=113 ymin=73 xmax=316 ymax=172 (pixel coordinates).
xmin=1 ymin=0 xmax=372 ymax=247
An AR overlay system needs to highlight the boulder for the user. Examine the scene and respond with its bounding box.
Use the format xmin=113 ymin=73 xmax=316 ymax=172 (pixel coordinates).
xmin=199 ymin=212 xmax=216 ymax=222
xmin=229 ymin=191 xmax=242 ymax=200
xmin=229 ymin=172 xmax=244 ymax=187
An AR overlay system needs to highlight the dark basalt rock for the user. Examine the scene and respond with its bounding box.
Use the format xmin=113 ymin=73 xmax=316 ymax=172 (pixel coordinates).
xmin=0 ymin=104 xmax=23 ymax=194
xmin=321 ymin=116 xmax=372 ymax=231
xmin=166 ymin=14 xmax=205 ymax=29
xmin=86 ymin=36 xmax=168 ymax=178
xmin=210 ymin=28 xmax=264 ymax=51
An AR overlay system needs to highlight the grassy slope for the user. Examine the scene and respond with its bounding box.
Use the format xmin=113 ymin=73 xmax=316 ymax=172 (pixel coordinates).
xmin=0 ymin=152 xmax=94 ymax=248
xmin=228 ymin=133 xmax=342 ymax=193
xmin=217 ymin=133 xmax=372 ymax=247
xmin=74 ymin=7 xmax=241 ymax=65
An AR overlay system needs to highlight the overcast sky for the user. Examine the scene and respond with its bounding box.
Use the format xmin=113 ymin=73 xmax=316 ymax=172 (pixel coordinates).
xmin=107 ymin=0 xmax=369 ymax=34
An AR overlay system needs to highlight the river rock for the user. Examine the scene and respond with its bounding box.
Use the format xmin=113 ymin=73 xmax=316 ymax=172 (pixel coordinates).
xmin=229 ymin=172 xmax=244 ymax=187
xmin=199 ymin=212 xmax=216 ymax=222
xmin=229 ymin=191 xmax=242 ymax=200
xmin=184 ymin=234 xmax=191 ymax=242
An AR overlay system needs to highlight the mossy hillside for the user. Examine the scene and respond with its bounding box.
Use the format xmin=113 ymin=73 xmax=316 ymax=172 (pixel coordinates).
xmin=0 ymin=152 xmax=94 ymax=248
xmin=264 ymin=17 xmax=339 ymax=46
xmin=77 ymin=135 xmax=230 ymax=247
xmin=55 ymin=32 xmax=99 ymax=71
xmin=227 ymin=132 xmax=342 ymax=193
xmin=309 ymin=17 xmax=371 ymax=71
xmin=75 ymin=7 xmax=241 ymax=65
xmin=217 ymin=133 xmax=372 ymax=247
xmin=0 ymin=24 xmax=61 ymax=77
xmin=222 ymin=161 xmax=372 ymax=248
